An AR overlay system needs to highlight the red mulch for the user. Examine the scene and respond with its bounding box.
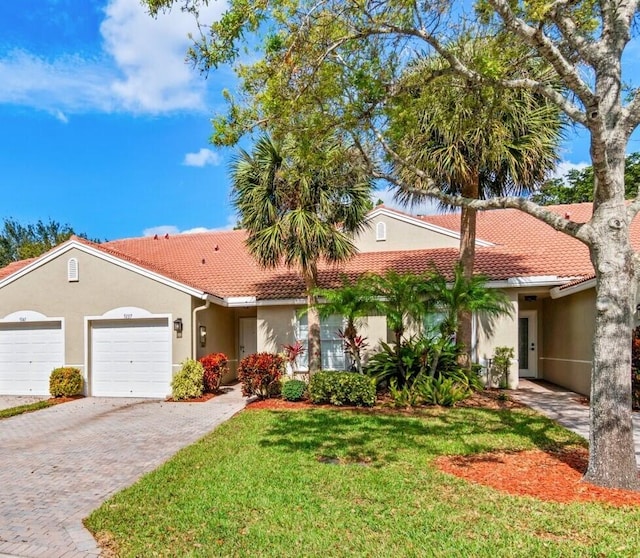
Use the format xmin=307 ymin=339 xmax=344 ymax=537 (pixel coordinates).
xmin=166 ymin=392 xmax=218 ymax=403
xmin=49 ymin=395 xmax=84 ymax=405
xmin=246 ymin=394 xmax=640 ymax=507
xmin=435 ymin=448 xmax=640 ymax=508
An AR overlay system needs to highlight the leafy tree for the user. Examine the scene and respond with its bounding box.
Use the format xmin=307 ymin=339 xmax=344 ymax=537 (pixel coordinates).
xmin=532 ymin=152 xmax=640 ymax=205
xmin=389 ymin=36 xmax=562 ymax=368
xmin=0 ymin=218 xmax=88 ymax=267
xmin=145 ymin=0 xmax=640 ymax=489
xmin=231 ymin=134 xmax=372 ymax=373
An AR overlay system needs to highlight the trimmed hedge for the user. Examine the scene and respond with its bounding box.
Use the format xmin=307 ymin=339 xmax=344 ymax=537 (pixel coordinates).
xmin=199 ymin=352 xmax=229 ymax=393
xmin=281 ymin=379 xmax=307 ymax=402
xmin=309 ymin=371 xmax=376 ymax=407
xmin=237 ymin=352 xmax=284 ymax=399
xmin=49 ymin=367 xmax=83 ymax=397
xmin=172 ymin=359 xmax=204 ymax=400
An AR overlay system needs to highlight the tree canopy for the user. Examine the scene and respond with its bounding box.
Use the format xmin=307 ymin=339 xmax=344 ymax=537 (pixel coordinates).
xmin=0 ymin=218 xmax=91 ymax=268
xmin=532 ymin=152 xmax=640 ymax=205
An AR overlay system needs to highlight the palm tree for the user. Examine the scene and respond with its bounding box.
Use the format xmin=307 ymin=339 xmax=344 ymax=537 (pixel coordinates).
xmin=231 ymin=134 xmax=373 ymax=373
xmin=313 ymin=275 xmax=377 ymax=372
xmin=390 ymin=36 xmax=563 ymax=367
xmin=424 ymin=265 xmax=513 ymax=376
xmin=361 ymin=270 xmax=433 ymax=347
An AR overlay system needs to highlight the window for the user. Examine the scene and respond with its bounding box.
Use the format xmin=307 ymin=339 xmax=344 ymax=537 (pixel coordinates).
xmin=423 ymin=312 xmax=447 ymax=338
xmin=296 ymin=313 xmax=346 ymax=370
xmin=67 ymin=258 xmax=79 ymax=282
xmin=376 ymin=221 xmax=386 ymax=241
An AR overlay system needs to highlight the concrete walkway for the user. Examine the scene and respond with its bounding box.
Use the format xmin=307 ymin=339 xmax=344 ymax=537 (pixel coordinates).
xmin=0 ymin=386 xmax=247 ymax=558
xmin=512 ymin=379 xmax=640 ymax=463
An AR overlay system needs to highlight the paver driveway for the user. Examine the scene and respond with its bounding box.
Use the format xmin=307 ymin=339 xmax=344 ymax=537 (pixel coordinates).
xmin=0 ymin=386 xmax=247 ymax=558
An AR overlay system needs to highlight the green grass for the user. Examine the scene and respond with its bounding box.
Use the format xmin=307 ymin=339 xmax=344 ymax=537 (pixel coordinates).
xmin=0 ymin=399 xmax=54 ymax=419
xmin=85 ymin=406 xmax=640 ymax=557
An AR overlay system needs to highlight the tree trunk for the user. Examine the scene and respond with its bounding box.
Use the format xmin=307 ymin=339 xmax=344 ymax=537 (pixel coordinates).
xmin=457 ymin=176 xmax=479 ymax=369
xmin=304 ymin=267 xmax=322 ymax=374
xmin=583 ymin=178 xmax=639 ymax=490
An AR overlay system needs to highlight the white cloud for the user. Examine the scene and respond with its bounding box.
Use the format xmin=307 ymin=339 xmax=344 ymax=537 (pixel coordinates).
xmin=143 ymin=215 xmax=237 ymax=237
xmin=183 ymin=148 xmax=222 ymax=167
xmin=550 ymin=160 xmax=590 ymax=182
xmin=0 ymin=0 xmax=227 ymax=115
xmin=143 ymin=225 xmax=180 ymax=237
xmin=372 ymin=187 xmax=441 ymax=216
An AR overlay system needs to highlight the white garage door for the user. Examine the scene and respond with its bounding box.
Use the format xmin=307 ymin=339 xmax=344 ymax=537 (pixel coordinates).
xmin=91 ymin=318 xmax=171 ymax=398
xmin=0 ymin=321 xmax=64 ymax=395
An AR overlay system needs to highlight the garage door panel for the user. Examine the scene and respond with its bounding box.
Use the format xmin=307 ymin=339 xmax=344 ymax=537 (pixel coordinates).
xmin=91 ymin=318 xmax=171 ymax=398
xmin=0 ymin=322 xmax=64 ymax=396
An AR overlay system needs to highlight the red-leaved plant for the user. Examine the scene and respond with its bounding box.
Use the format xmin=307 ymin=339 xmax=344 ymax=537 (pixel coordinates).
xmin=282 ymin=340 xmax=305 ymax=370
xmin=237 ymin=352 xmax=285 ymax=399
xmin=199 ymin=352 xmax=229 ymax=393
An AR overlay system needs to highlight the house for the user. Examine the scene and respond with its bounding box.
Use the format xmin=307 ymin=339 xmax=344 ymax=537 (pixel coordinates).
xmin=0 ymin=202 xmax=635 ymax=398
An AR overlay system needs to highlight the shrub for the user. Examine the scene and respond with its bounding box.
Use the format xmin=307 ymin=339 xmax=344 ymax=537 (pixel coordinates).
xmin=171 ymin=359 xmax=204 ymax=400
xmin=309 ymin=371 xmax=376 ymax=407
xmin=416 ymin=376 xmax=470 ymax=406
xmin=199 ymin=352 xmax=229 ymax=392
xmin=237 ymin=352 xmax=284 ymax=399
xmin=490 ymin=346 xmax=514 ymax=388
xmin=49 ymin=367 xmax=83 ymax=397
xmin=281 ymin=379 xmax=307 ymax=401
xmin=365 ymin=336 xmax=459 ymax=389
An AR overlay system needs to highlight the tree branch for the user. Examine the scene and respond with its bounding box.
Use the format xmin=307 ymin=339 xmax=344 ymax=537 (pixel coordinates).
xmin=370 ymin=128 xmax=592 ymax=243
xmin=621 ymin=90 xmax=640 ymax=137
xmin=487 ymin=0 xmax=598 ymax=109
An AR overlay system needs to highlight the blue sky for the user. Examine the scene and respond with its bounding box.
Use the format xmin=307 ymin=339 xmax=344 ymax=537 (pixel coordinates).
xmin=0 ymin=1 xmax=636 ymax=241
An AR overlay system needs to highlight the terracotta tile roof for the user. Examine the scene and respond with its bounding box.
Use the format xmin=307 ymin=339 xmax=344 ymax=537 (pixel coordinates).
xmin=1 ymin=202 xmax=632 ymax=301
xmin=0 ymin=258 xmax=35 ymax=280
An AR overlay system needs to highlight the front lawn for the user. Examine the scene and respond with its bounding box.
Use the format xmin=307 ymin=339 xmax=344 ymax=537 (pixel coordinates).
xmin=86 ymin=406 xmax=640 ymax=557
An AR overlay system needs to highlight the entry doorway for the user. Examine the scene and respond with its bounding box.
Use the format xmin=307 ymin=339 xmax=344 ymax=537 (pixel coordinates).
xmin=518 ymin=310 xmax=538 ymax=378
xmin=239 ymin=318 xmax=257 ymax=361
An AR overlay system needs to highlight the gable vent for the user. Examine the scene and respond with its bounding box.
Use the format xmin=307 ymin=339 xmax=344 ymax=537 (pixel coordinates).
xmin=67 ymin=257 xmax=79 ymax=282
xmin=376 ymin=221 xmax=387 ymax=241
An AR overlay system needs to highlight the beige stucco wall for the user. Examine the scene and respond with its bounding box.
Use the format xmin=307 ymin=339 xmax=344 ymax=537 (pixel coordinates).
xmin=475 ymin=289 xmax=519 ymax=388
xmin=354 ymin=215 xmax=460 ymax=252
xmin=0 ymin=247 xmax=194 ymax=387
xmin=541 ymin=289 xmax=595 ymax=396
xmin=256 ymin=305 xmax=389 ymax=368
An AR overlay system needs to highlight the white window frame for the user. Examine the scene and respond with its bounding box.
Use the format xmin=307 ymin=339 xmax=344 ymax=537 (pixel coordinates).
xmin=295 ymin=313 xmax=347 ymax=371
xmin=375 ymin=221 xmax=387 ymax=241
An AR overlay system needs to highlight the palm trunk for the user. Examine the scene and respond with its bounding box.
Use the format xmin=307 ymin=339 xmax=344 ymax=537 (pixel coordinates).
xmin=457 ymin=176 xmax=479 ymax=369
xmin=583 ymin=198 xmax=639 ymax=490
xmin=304 ymin=266 xmax=322 ymax=374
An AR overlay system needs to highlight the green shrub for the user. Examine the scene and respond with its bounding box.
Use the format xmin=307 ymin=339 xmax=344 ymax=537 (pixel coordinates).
xmin=365 ymin=336 xmax=459 ymax=389
xmin=171 ymin=359 xmax=204 ymax=400
xmin=49 ymin=367 xmax=83 ymax=397
xmin=416 ymin=375 xmax=470 ymax=406
xmin=491 ymin=346 xmax=514 ymax=388
xmin=309 ymin=371 xmax=376 ymax=407
xmin=237 ymin=352 xmax=284 ymax=399
xmin=281 ymin=379 xmax=307 ymax=401
xmin=199 ymin=352 xmax=229 ymax=393
xmin=389 ymin=379 xmax=422 ymax=408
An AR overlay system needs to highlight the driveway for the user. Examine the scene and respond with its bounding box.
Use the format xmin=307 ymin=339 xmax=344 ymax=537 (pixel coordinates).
xmin=0 ymin=387 xmax=247 ymax=558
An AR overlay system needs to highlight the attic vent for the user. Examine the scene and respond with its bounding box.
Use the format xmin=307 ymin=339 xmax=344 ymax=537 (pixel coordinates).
xmin=67 ymin=258 xmax=79 ymax=282
xmin=376 ymin=221 xmax=387 ymax=241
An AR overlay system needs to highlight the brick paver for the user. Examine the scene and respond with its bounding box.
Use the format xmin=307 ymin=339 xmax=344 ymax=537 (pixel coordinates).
xmin=0 ymin=386 xmax=246 ymax=557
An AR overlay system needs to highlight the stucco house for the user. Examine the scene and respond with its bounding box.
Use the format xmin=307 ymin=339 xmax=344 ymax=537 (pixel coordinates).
xmin=0 ymin=202 xmax=635 ymax=398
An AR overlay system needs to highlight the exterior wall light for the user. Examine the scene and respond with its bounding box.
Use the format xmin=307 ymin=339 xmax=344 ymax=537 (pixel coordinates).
xmin=173 ymin=318 xmax=183 ymax=338
xmin=199 ymin=325 xmax=207 ymax=347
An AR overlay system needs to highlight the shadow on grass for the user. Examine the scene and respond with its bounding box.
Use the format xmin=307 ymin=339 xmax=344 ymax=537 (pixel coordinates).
xmin=257 ymin=406 xmax=580 ymax=467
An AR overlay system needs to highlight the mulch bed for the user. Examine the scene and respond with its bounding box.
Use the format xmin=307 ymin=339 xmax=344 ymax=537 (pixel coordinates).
xmin=435 ymin=448 xmax=640 ymax=508
xmin=246 ymin=393 xmax=640 ymax=507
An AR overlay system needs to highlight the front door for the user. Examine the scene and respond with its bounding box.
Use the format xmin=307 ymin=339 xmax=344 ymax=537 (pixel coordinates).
xmin=518 ymin=310 xmax=538 ymax=378
xmin=239 ymin=318 xmax=257 ymax=360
